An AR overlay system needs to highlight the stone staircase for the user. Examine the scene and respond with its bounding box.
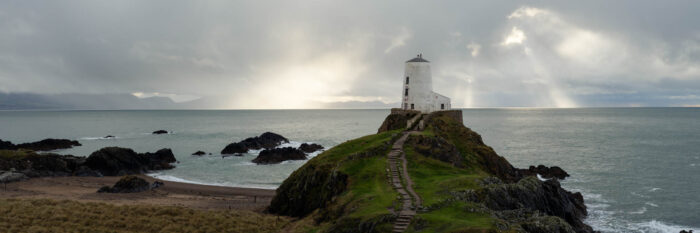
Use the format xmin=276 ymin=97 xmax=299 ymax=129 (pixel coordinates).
xmin=387 ymin=132 xmax=422 ymax=233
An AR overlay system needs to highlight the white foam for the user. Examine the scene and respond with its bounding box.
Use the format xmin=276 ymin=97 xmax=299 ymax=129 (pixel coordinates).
xmin=629 ymin=207 xmax=647 ymax=214
xmin=79 ymin=136 xmax=119 ymax=140
xmin=146 ymin=172 xmax=276 ymax=190
xmin=648 ymin=187 xmax=661 ymax=192
xmin=645 ymin=202 xmax=659 ymax=207
xmin=536 ymin=174 xmax=550 ymax=181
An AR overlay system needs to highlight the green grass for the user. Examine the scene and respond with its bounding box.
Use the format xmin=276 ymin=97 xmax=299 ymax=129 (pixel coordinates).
xmin=0 ymin=149 xmax=32 ymax=160
xmin=0 ymin=199 xmax=291 ymax=233
xmin=408 ymin=202 xmax=495 ymax=233
xmin=404 ymin=146 xmax=486 ymax=207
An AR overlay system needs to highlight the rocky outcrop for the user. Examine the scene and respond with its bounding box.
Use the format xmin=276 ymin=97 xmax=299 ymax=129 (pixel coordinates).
xmin=252 ymin=147 xmax=307 ymax=165
xmin=0 ymin=139 xmax=16 ymax=150
xmin=221 ymin=132 xmax=289 ymax=154
xmin=192 ymin=151 xmax=206 ymax=156
xmin=377 ymin=109 xmax=419 ymax=133
xmin=152 ymin=130 xmax=168 ymax=134
xmin=97 ymin=175 xmax=151 ymax=193
xmin=0 ymin=171 xmax=28 ymax=183
xmin=267 ymin=163 xmax=349 ymax=217
xmin=405 ymin=134 xmax=463 ymax=168
xmin=299 ymin=143 xmax=324 ymax=153
xmin=2 ymin=138 xmax=82 ymax=151
xmin=85 ymin=147 xmax=177 ymax=176
xmin=477 ymin=176 xmax=591 ymax=233
xmin=0 ymin=147 xmax=177 ymax=180
xmin=0 ymin=151 xmax=85 ymax=177
xmin=517 ymin=165 xmax=570 ymax=180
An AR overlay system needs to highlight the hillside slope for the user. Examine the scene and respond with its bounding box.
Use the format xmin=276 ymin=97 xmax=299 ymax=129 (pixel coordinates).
xmin=270 ymin=110 xmax=595 ymax=233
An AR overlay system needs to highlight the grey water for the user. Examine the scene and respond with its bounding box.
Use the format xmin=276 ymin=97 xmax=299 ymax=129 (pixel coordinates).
xmin=0 ymin=108 xmax=697 ymax=232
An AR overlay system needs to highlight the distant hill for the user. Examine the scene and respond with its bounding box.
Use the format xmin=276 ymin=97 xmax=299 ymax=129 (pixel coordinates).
xmin=0 ymin=93 xmax=179 ymax=110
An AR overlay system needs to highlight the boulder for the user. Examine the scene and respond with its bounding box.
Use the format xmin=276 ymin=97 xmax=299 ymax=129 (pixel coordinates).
xmin=221 ymin=132 xmax=289 ymax=154
xmin=477 ymin=176 xmax=592 ymax=233
xmin=252 ymin=147 xmax=307 ymax=165
xmin=152 ymin=130 xmax=168 ymax=134
xmin=85 ymin=147 xmax=177 ymax=176
xmin=143 ymin=148 xmax=176 ymax=170
xmin=97 ymin=175 xmax=151 ymax=193
xmin=518 ymin=165 xmax=570 ymax=180
xmin=0 ymin=171 xmax=28 ymax=183
xmin=192 ymin=151 xmax=206 ymax=156
xmin=299 ymin=143 xmax=324 ymax=153
xmin=16 ymin=138 xmax=81 ymax=151
xmin=103 ymin=135 xmax=115 ymax=139
xmin=0 ymin=139 xmax=17 ymax=150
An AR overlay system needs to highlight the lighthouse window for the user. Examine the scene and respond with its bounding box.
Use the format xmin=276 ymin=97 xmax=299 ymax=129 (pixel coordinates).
xmin=405 ymin=88 xmax=408 ymax=96
xmin=411 ymin=104 xmax=414 ymax=110
xmin=441 ymin=103 xmax=445 ymax=110
xmin=406 ymin=76 xmax=409 ymax=84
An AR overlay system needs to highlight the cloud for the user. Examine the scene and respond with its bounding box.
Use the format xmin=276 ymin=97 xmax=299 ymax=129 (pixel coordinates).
xmin=467 ymin=42 xmax=481 ymax=57
xmin=1 ymin=1 xmax=699 ymax=108
xmin=501 ymin=27 xmax=526 ymax=45
xmin=384 ymin=27 xmax=412 ymax=54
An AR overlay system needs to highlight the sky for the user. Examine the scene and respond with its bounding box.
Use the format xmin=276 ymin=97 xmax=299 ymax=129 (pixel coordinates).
xmin=1 ymin=1 xmax=699 ymax=109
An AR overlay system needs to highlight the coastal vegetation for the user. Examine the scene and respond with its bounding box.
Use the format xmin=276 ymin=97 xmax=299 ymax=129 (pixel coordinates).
xmin=0 ymin=199 xmax=290 ymax=233
xmin=271 ymin=111 xmax=593 ymax=233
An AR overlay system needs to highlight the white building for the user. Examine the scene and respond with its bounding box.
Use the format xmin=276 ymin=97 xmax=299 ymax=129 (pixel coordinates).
xmin=400 ymin=54 xmax=451 ymax=113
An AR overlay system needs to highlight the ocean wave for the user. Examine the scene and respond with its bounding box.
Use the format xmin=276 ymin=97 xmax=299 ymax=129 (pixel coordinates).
xmin=629 ymin=207 xmax=647 ymax=214
xmin=648 ymin=187 xmax=662 ymax=192
xmin=146 ymin=172 xmax=276 ymax=189
xmin=79 ymin=136 xmax=119 ymax=140
xmin=645 ymin=202 xmax=659 ymax=207
xmin=536 ymin=174 xmax=551 ymax=181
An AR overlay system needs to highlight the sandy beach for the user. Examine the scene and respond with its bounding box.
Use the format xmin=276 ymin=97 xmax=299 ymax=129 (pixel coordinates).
xmin=0 ymin=175 xmax=275 ymax=211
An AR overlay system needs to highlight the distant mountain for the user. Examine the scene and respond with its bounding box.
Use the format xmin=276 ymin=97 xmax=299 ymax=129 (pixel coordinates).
xmin=0 ymin=93 xmax=179 ymax=110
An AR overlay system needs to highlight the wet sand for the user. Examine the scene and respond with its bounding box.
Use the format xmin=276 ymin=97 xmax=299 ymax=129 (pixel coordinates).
xmin=0 ymin=175 xmax=275 ymax=211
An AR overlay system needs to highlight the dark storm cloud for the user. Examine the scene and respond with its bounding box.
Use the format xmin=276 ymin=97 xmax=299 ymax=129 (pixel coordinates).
xmin=0 ymin=1 xmax=698 ymax=108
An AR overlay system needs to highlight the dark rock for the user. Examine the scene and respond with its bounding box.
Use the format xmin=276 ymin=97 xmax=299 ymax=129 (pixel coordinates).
xmin=221 ymin=132 xmax=289 ymax=154
xmin=0 ymin=139 xmax=17 ymax=150
xmin=680 ymin=230 xmax=693 ymax=233
xmin=192 ymin=151 xmax=206 ymax=156
xmin=74 ymin=166 xmax=103 ymax=177
xmin=520 ymin=216 xmax=576 ymax=233
xmin=405 ymin=134 xmax=463 ymax=168
xmin=152 ymin=130 xmax=168 ymax=134
xmin=0 ymin=150 xmax=92 ymax=178
xmin=97 ymin=175 xmax=151 ymax=193
xmin=518 ymin=165 xmax=570 ymax=180
xmin=143 ymin=148 xmax=176 ymax=170
xmin=16 ymin=138 xmax=81 ymax=151
xmin=104 ymin=135 xmax=115 ymax=139
xmin=151 ymin=181 xmax=164 ymax=189
xmin=252 ymin=147 xmax=306 ymax=165
xmin=85 ymin=147 xmax=177 ymax=176
xmin=299 ymin=143 xmax=324 ymax=153
xmin=477 ymin=176 xmax=592 ymax=233
xmin=267 ymin=163 xmax=349 ymax=217
xmin=0 ymin=171 xmax=28 ymax=183
xmin=377 ymin=110 xmax=419 ymax=133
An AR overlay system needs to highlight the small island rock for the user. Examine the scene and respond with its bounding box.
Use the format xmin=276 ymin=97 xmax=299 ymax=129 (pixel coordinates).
xmin=299 ymin=143 xmax=324 ymax=153
xmin=221 ymin=132 xmax=289 ymax=154
xmin=192 ymin=151 xmax=206 ymax=156
xmin=152 ymin=130 xmax=169 ymax=134
xmin=252 ymin=147 xmax=306 ymax=165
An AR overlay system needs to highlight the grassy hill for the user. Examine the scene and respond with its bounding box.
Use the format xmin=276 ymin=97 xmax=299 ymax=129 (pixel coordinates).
xmin=271 ymin=111 xmax=594 ymax=233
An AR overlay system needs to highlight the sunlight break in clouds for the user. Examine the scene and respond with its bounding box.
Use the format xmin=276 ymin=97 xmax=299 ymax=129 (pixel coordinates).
xmin=502 ymin=27 xmax=526 ymax=45
xmin=384 ymin=27 xmax=412 ymax=54
xmin=467 ymin=42 xmax=481 ymax=57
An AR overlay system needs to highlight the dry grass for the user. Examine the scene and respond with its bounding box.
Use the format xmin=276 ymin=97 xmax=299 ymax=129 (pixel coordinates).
xmin=0 ymin=198 xmax=291 ymax=233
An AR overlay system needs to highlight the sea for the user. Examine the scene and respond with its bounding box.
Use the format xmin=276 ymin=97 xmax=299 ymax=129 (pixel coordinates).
xmin=0 ymin=108 xmax=697 ymax=232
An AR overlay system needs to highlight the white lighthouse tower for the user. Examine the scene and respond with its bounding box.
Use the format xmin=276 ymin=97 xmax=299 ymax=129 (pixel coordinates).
xmin=400 ymin=54 xmax=451 ymax=113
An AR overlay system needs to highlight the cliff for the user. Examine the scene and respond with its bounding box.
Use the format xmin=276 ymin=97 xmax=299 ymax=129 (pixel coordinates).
xmin=270 ymin=110 xmax=595 ymax=233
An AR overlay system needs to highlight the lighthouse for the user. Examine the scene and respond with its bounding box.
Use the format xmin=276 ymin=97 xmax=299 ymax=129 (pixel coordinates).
xmin=400 ymin=54 xmax=451 ymax=113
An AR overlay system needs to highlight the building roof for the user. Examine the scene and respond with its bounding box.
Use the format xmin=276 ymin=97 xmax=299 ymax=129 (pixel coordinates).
xmin=406 ymin=54 xmax=429 ymax=63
